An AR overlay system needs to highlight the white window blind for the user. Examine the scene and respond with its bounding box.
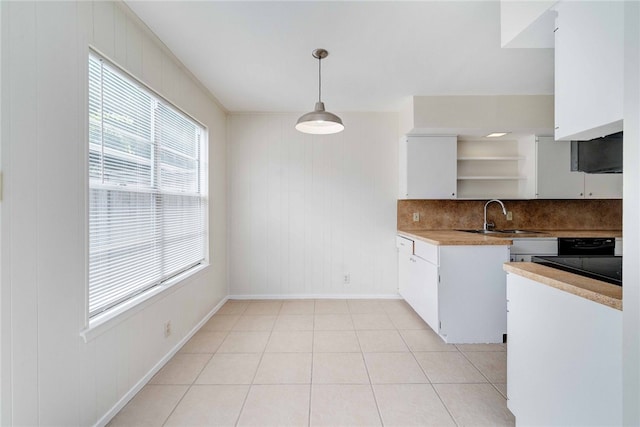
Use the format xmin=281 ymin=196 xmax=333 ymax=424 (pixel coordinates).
xmin=88 ymin=53 xmax=206 ymax=318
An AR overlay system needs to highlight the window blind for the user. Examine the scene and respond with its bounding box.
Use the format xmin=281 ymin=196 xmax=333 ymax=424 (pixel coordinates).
xmin=88 ymin=53 xmax=206 ymax=317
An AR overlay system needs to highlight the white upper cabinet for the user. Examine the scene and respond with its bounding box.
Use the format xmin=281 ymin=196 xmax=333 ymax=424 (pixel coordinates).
xmin=536 ymin=136 xmax=622 ymax=199
xmin=583 ymin=173 xmax=623 ymax=199
xmin=399 ymin=135 xmax=457 ymax=199
xmin=536 ymin=136 xmax=584 ymax=198
xmin=554 ymin=1 xmax=624 ymax=141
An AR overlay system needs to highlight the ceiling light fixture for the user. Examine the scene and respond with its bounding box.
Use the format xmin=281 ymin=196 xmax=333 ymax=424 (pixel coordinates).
xmin=295 ymin=48 xmax=344 ymax=135
xmin=485 ymin=132 xmax=509 ymax=138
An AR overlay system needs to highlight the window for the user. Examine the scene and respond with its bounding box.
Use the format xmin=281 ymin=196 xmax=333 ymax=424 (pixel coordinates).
xmin=88 ymin=52 xmax=206 ymax=318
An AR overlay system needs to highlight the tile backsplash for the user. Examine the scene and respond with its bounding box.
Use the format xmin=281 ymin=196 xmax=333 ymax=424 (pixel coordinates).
xmin=398 ymin=199 xmax=622 ymax=231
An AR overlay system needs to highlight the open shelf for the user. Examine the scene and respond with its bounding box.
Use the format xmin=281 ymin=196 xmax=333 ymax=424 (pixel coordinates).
xmin=457 ymin=176 xmax=526 ymax=181
xmin=457 ymin=156 xmax=525 ymax=161
xmin=455 ymin=137 xmax=536 ymax=199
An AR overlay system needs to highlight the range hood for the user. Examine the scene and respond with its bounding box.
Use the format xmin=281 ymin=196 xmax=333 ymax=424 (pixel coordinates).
xmin=571 ymin=131 xmax=623 ymax=174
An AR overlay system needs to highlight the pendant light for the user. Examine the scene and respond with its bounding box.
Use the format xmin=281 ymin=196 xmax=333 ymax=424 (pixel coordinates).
xmin=295 ymin=48 xmax=344 ymax=134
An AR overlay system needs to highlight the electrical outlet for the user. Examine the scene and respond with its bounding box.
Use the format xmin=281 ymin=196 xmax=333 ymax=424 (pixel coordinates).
xmin=506 ymin=211 xmax=513 ymax=221
xmin=343 ymin=273 xmax=350 ymax=284
xmin=412 ymin=212 xmax=420 ymax=222
xmin=164 ymin=321 xmax=172 ymax=338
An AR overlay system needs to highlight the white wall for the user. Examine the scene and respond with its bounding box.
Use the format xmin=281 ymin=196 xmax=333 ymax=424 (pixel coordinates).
xmin=228 ymin=113 xmax=398 ymax=297
xmin=0 ymin=2 xmax=227 ymax=425
xmin=500 ymin=1 xmax=556 ymax=48
xmin=623 ymin=1 xmax=640 ymax=424
xmin=400 ymin=95 xmax=554 ymax=136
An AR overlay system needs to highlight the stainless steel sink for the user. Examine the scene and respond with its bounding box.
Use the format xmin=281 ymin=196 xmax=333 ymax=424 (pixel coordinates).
xmin=497 ymin=229 xmax=543 ymax=234
xmin=457 ymin=229 xmax=543 ymax=235
xmin=456 ymin=229 xmax=504 ymax=234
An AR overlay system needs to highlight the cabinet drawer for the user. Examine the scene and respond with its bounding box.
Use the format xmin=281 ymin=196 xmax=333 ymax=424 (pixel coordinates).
xmin=510 ymin=238 xmax=557 ymax=255
xmin=414 ymin=239 xmax=438 ymax=265
xmin=396 ymin=236 xmax=414 ymax=255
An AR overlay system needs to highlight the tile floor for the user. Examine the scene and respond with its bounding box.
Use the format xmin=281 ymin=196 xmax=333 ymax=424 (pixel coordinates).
xmin=108 ymin=299 xmax=514 ymax=426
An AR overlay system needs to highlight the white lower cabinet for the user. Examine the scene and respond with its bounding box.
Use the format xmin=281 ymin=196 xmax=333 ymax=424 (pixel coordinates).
xmin=398 ymin=236 xmax=509 ymax=343
xmin=506 ymin=273 xmax=622 ymax=425
xmin=397 ymin=236 xmax=413 ymax=299
xmin=408 ymin=254 xmax=439 ymax=332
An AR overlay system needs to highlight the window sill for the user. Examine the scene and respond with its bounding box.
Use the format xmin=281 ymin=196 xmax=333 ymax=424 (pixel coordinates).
xmin=80 ymin=263 xmax=209 ymax=343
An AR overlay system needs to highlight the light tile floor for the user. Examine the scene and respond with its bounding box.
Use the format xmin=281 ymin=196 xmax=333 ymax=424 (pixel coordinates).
xmin=108 ymin=299 xmax=514 ymax=426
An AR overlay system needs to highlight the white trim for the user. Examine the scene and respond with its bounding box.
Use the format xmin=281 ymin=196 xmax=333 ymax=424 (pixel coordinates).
xmin=227 ymin=294 xmax=402 ymax=300
xmin=94 ymin=295 xmax=228 ymax=427
xmin=80 ymin=263 xmax=209 ymax=343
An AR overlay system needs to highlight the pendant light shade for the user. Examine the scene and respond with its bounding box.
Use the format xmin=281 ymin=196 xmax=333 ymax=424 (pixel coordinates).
xmin=296 ymin=49 xmax=344 ymax=134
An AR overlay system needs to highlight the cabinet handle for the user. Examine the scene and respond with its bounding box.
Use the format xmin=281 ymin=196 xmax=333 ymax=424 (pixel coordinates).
xmin=589 ymin=192 xmax=593 ymax=196
xmin=451 ymin=193 xmax=455 ymax=196
xmin=580 ymin=192 xmax=583 ymax=196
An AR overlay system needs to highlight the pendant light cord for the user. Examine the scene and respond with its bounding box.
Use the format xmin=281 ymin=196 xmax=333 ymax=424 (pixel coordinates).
xmin=318 ymin=55 xmax=322 ymax=103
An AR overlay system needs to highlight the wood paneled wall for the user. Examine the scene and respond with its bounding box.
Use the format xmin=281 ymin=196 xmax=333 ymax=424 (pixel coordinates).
xmin=1 ymin=2 xmax=227 ymax=425
xmin=228 ymin=113 xmax=399 ymax=297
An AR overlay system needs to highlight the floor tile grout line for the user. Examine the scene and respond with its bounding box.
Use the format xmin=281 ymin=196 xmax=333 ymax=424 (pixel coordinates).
xmin=431 ymin=382 xmax=463 ymax=427
xmin=161 ymin=300 xmax=245 ymax=426
xmin=232 ymin=301 xmax=278 ymax=427
xmin=398 ymin=325 xmax=459 ymax=426
xmin=354 ymin=325 xmax=385 ymax=426
xmin=458 ymin=349 xmax=502 ymax=386
xmin=160 ymin=350 xmax=215 ymax=426
xmin=490 ymin=381 xmax=508 ymax=400
xmin=308 ymin=300 xmax=315 ymax=427
xmin=159 ymin=384 xmax=190 ymax=427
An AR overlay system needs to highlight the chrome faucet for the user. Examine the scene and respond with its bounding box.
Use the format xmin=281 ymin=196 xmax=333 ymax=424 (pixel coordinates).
xmin=483 ymin=199 xmax=507 ymax=231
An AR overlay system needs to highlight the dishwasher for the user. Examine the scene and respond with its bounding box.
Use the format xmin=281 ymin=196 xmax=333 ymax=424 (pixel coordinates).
xmin=509 ymin=238 xmax=558 ymax=262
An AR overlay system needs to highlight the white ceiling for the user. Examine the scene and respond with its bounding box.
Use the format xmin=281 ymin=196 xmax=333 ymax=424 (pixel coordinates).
xmin=125 ymin=1 xmax=554 ymax=113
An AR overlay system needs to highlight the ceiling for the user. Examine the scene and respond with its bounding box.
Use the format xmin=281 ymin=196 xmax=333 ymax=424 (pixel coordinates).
xmin=125 ymin=1 xmax=554 ymax=113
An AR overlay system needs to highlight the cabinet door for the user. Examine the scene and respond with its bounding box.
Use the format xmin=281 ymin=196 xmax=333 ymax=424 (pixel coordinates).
xmin=536 ymin=137 xmax=585 ymax=198
xmin=401 ymin=135 xmax=456 ymax=199
xmin=554 ymin=2 xmax=624 ymax=141
xmin=507 ymin=274 xmax=622 ymax=425
xmin=405 ymin=255 xmax=439 ymax=333
xmin=584 ymin=173 xmax=623 ymax=199
xmin=397 ymin=251 xmax=411 ymax=296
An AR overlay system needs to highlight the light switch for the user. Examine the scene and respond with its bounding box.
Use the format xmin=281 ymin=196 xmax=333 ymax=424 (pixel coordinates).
xmin=412 ymin=212 xmax=420 ymax=222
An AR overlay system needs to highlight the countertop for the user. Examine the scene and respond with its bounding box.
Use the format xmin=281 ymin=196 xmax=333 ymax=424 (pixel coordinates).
xmin=398 ymin=228 xmax=623 ymax=310
xmin=503 ymin=262 xmax=622 ymax=311
xmin=397 ymin=229 xmax=622 ymax=246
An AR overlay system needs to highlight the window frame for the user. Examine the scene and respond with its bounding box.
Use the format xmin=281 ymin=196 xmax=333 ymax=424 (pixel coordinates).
xmin=83 ymin=49 xmax=209 ymax=333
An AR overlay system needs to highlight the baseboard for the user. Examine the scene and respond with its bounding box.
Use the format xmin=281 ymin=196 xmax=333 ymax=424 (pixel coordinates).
xmin=227 ymin=293 xmax=402 ymax=300
xmin=94 ymin=295 xmax=229 ymax=427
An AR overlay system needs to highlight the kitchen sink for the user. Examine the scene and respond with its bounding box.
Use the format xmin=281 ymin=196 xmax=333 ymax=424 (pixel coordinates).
xmin=457 ymin=229 xmax=543 ymax=235
xmin=497 ymin=229 xmax=544 ymax=234
xmin=456 ymin=229 xmax=504 ymax=234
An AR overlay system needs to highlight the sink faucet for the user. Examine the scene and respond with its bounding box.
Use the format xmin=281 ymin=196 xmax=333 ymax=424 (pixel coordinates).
xmin=483 ymin=199 xmax=507 ymax=231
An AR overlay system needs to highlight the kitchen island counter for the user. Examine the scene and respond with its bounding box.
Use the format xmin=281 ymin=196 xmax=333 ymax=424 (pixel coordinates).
xmin=503 ymin=261 xmax=622 ymax=310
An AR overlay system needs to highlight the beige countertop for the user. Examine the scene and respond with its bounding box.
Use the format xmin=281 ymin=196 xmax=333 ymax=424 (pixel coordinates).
xmin=397 ymin=229 xmax=512 ymax=246
xmin=398 ymin=228 xmax=623 ymax=310
xmin=398 ymin=229 xmax=622 ymax=246
xmin=503 ymin=262 xmax=622 ymax=311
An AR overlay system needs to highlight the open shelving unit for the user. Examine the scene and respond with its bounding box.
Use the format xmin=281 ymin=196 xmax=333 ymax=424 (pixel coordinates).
xmin=456 ymin=137 xmax=535 ymax=199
